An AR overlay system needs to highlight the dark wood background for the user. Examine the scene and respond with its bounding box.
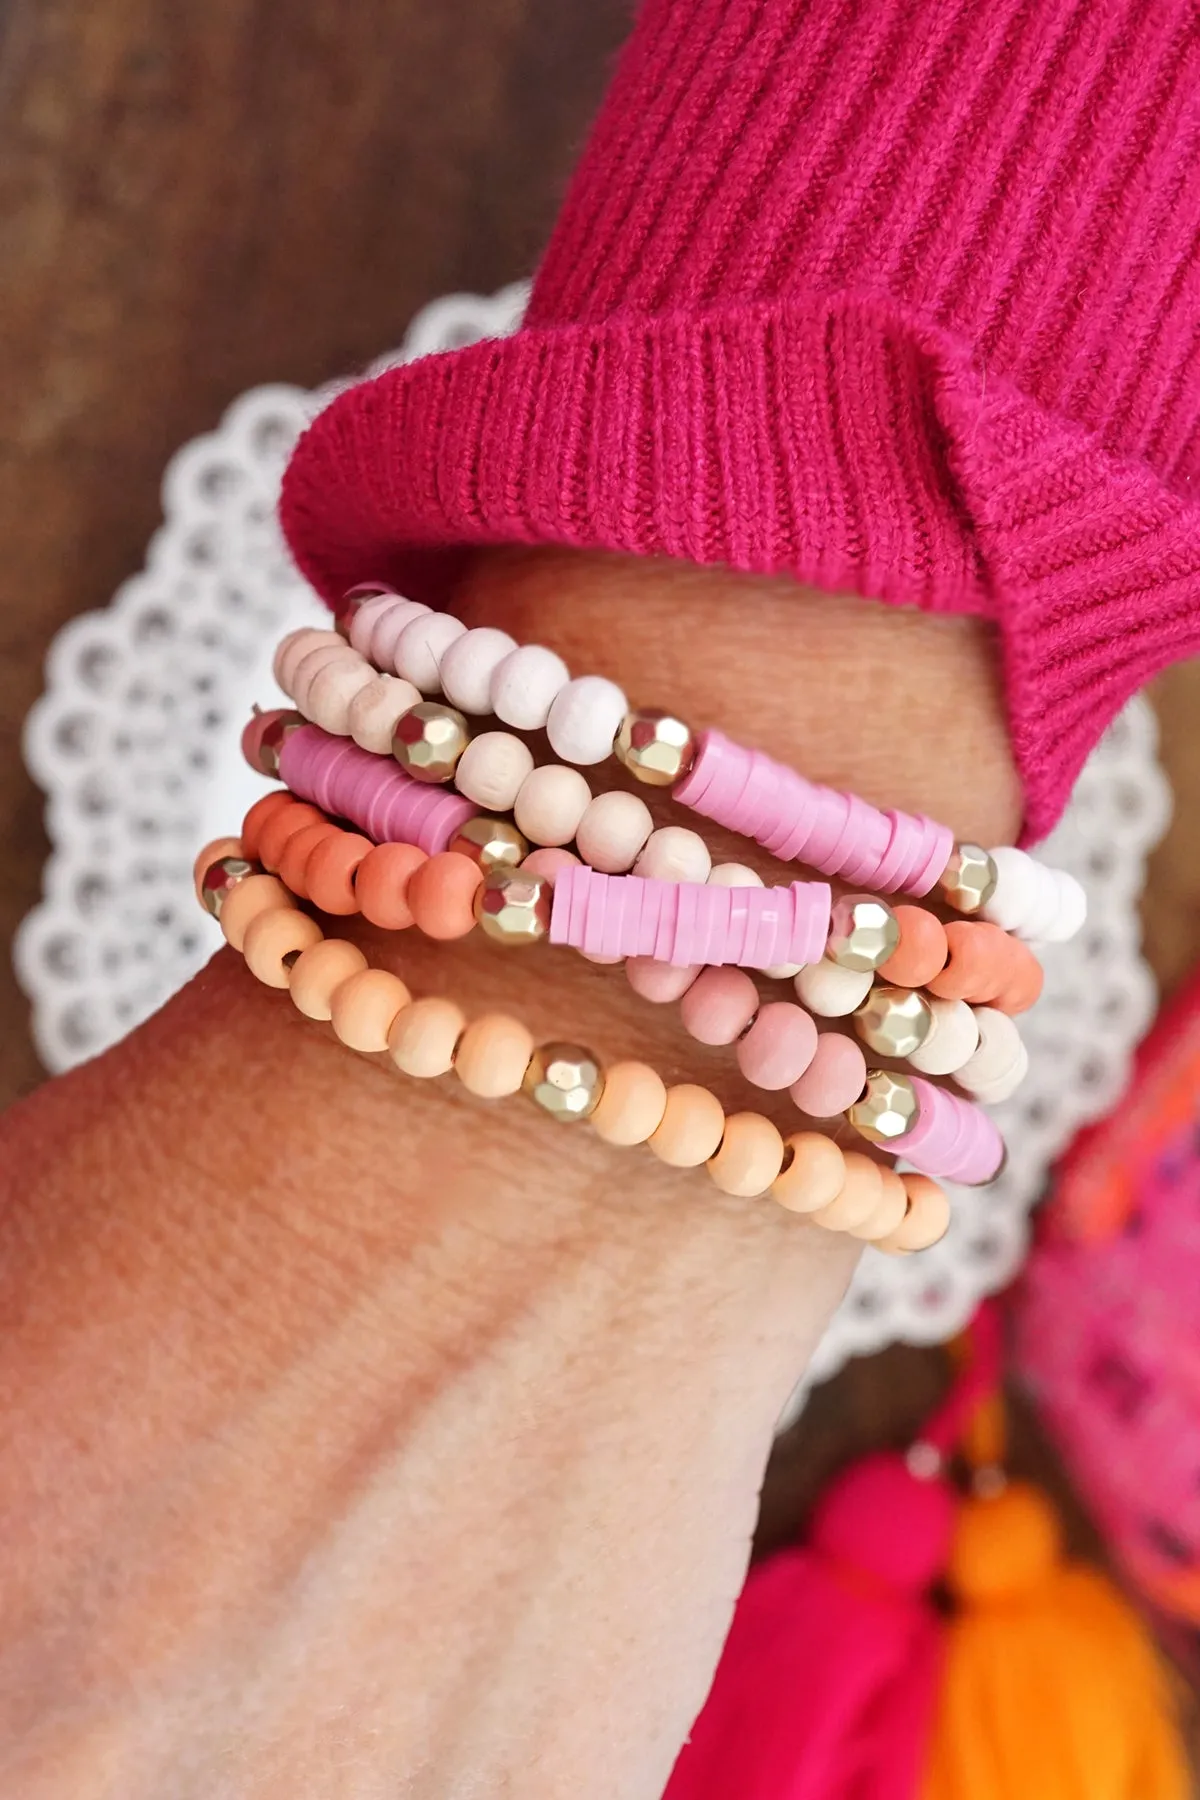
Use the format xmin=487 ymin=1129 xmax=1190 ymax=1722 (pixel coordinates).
xmin=4 ymin=0 xmax=1200 ymax=1642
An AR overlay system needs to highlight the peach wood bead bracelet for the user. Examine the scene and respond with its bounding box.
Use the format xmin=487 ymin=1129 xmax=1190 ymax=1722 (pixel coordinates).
xmin=227 ymin=793 xmax=1028 ymax=1109
xmin=195 ymin=841 xmax=951 ymax=1250
xmin=197 ymin=832 xmax=1006 ymax=1187
xmin=284 ymin=595 xmax=1087 ymax=944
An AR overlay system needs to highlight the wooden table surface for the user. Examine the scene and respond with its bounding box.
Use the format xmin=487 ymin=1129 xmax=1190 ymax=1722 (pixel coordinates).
xmin=4 ymin=0 xmax=1200 ymax=1626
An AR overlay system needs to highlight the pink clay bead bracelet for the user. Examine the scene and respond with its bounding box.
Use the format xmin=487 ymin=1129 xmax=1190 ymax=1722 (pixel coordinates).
xmin=280 ymin=724 xmax=475 ymax=855
xmin=197 ymin=840 xmax=949 ymax=1244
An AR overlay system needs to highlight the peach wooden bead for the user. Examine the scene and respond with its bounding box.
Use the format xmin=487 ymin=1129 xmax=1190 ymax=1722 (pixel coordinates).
xmin=290 ymin=642 xmax=358 ymax=708
xmin=520 ymin=847 xmax=581 ymax=887
xmin=355 ymin=842 xmax=427 ymax=929
xmin=928 ymin=921 xmax=1011 ymax=1002
xmin=330 ymin=968 xmax=412 ymax=1053
xmin=243 ymin=906 xmax=324 ymax=989
xmin=849 ymin=1166 xmax=909 ymax=1241
xmin=240 ymin=789 xmax=294 ymax=860
xmin=575 ymin=790 xmax=654 ymax=874
xmin=589 ymin=1060 xmax=668 ymax=1146
xmin=306 ymin=655 xmax=377 ymax=735
xmin=219 ymin=873 xmax=295 ymax=951
xmin=257 ymin=800 xmax=325 ymax=872
xmin=648 ymin=1084 xmax=725 ymax=1167
xmin=808 ymin=1152 xmax=885 ymax=1232
xmin=387 ymin=996 xmax=466 ymax=1077
xmin=193 ymin=836 xmax=244 ymax=899
xmin=707 ymin=1112 xmax=786 ymax=1198
xmin=305 ymin=831 xmax=372 ymax=915
xmin=875 ymin=1175 xmax=952 ymax=1253
xmin=347 ymin=672 xmax=422 ymax=754
xmin=288 ymin=938 xmax=369 ymax=1021
xmin=454 ymin=1012 xmax=536 ymax=1099
xmin=878 ymin=905 xmax=949 ymax=989
xmin=455 ymin=732 xmax=536 ymax=813
xmin=513 ymin=763 xmax=592 ymax=847
xmin=274 ymin=626 xmax=344 ymax=695
xmin=770 ymin=1132 xmax=846 ymax=1214
xmin=278 ymin=820 xmax=341 ymax=900
xmin=407 ymin=852 xmax=484 ymax=940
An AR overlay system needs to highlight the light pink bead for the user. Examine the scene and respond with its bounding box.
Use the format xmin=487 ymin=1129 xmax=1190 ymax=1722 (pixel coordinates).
xmin=280 ymin=725 xmax=475 ymax=854
xmin=679 ymin=966 xmax=760 ymax=1045
xmin=348 ymin=593 xmax=405 ymax=659
xmin=306 ymin=656 xmax=376 ymax=735
xmin=789 ymin=1032 xmax=867 ymax=1118
xmin=520 ymin=847 xmax=581 ymax=886
xmin=899 ymin=1076 xmax=1005 ymax=1184
xmin=625 ymin=957 xmax=702 ymax=1002
xmin=549 ymin=865 xmax=831 ymax=969
xmin=274 ymin=627 xmax=343 ymax=696
xmin=439 ymin=627 xmax=517 ymax=714
xmin=291 ymin=643 xmax=357 ymax=709
xmin=735 ymin=1001 xmax=818 ymax=1090
xmin=369 ymin=598 xmax=431 ymax=671
xmin=394 ymin=611 xmax=467 ymax=692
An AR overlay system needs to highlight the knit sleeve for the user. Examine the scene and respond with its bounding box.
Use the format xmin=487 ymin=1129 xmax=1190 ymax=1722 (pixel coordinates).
xmin=281 ymin=0 xmax=1200 ymax=839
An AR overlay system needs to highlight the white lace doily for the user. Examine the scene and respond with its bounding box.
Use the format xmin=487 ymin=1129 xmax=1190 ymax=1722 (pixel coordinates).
xmin=15 ymin=285 xmax=1171 ymax=1389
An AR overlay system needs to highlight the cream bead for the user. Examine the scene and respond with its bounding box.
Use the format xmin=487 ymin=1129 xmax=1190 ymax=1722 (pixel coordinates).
xmin=963 ymin=1037 xmax=1029 ymax=1104
xmin=575 ymin=791 xmax=654 ymax=873
xmin=329 ymin=968 xmax=412 ymax=1053
xmin=546 ymin=675 xmax=628 ymax=765
xmin=589 ymin=1061 xmax=668 ymax=1145
xmin=454 ymin=1013 xmax=536 ymax=1099
xmin=288 ymin=938 xmax=369 ymax=1021
xmin=242 ymin=906 xmax=324 ymax=989
xmin=808 ymin=1152 xmax=884 ymax=1232
xmin=274 ymin=627 xmax=343 ymax=696
xmin=875 ymin=1175 xmax=952 ymax=1253
xmin=348 ymin=673 xmax=423 ymax=753
xmin=219 ymin=873 xmax=295 ymax=951
xmin=707 ymin=1113 xmax=786 ymax=1197
xmin=793 ymin=960 xmax=873 ymax=1018
xmin=306 ymin=655 xmax=377 ymax=735
xmin=634 ymin=825 xmax=712 ymax=884
xmin=387 ymin=996 xmax=465 ymax=1077
xmin=906 ymin=996 xmax=980 ymax=1075
xmin=706 ymin=862 xmax=764 ymax=889
xmin=439 ymin=627 xmax=517 ymax=715
xmin=513 ymin=764 xmax=592 ymax=846
xmin=648 ymin=1084 xmax=725 ymax=1167
xmin=770 ymin=1132 xmax=846 ymax=1214
xmin=291 ymin=643 xmax=358 ymax=709
xmin=490 ymin=643 xmax=570 ymax=731
xmin=394 ymin=611 xmax=466 ymax=693
xmin=955 ymin=1007 xmax=1023 ymax=1088
xmin=455 ymin=731 xmax=536 ymax=812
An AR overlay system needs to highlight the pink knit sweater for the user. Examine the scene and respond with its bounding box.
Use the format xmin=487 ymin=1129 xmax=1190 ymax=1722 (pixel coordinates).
xmin=281 ymin=0 xmax=1200 ymax=840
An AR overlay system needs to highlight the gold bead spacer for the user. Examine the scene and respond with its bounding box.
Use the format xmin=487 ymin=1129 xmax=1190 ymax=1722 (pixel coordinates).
xmin=853 ymin=985 xmax=934 ymax=1058
xmin=847 ymin=1069 xmax=919 ymax=1144
xmin=334 ymin=581 xmax=391 ymax=637
xmin=392 ymin=701 xmax=471 ymax=783
xmin=199 ymin=855 xmax=256 ymax=918
xmin=612 ymin=709 xmax=696 ymax=787
xmin=825 ymin=894 xmax=900 ymax=971
xmin=523 ymin=1042 xmax=606 ymax=1121
xmin=254 ymin=711 xmax=306 ymax=777
xmin=473 ymin=867 xmax=552 ymax=946
xmin=938 ymin=843 xmax=998 ymax=914
xmin=448 ymin=816 xmax=530 ymax=874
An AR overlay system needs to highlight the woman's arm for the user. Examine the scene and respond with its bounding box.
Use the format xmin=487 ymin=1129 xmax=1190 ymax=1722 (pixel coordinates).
xmin=0 ymin=549 xmax=1017 ymax=1800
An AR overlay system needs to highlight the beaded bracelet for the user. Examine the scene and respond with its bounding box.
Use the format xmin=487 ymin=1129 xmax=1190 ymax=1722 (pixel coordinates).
xmin=297 ymin=595 xmax=1087 ymax=941
xmin=195 ymin=840 xmax=953 ymax=1246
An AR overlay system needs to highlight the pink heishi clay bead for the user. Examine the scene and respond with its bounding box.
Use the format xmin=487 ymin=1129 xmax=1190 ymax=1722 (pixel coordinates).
xmin=679 ymin=966 xmax=760 ymax=1046
xmin=520 ymin=847 xmax=581 ymax=887
xmin=789 ymin=1032 xmax=868 ymax=1118
xmin=735 ymin=1001 xmax=818 ymax=1090
xmin=626 ymin=957 xmax=702 ymax=1003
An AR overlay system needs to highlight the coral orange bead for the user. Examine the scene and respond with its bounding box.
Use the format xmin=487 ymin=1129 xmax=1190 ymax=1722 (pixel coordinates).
xmin=355 ymin=842 xmax=427 ymax=930
xmin=407 ymin=852 xmax=484 ymax=941
xmin=257 ymin=801 xmax=325 ymax=873
xmin=305 ymin=831 xmax=372 ymax=915
xmin=878 ymin=905 xmax=948 ymax=988
xmin=240 ymin=790 xmax=294 ymax=859
xmin=278 ymin=820 xmax=341 ymax=900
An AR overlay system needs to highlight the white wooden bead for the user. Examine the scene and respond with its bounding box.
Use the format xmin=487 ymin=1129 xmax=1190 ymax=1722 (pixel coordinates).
xmin=633 ymin=825 xmax=712 ymax=884
xmin=981 ymin=846 xmax=1042 ymax=933
xmin=274 ymin=627 xmax=342 ymax=696
xmin=1039 ymin=868 xmax=1087 ymax=944
xmin=706 ymin=862 xmax=763 ymax=888
xmin=349 ymin=594 xmax=404 ymax=658
xmin=513 ymin=764 xmax=592 ymax=846
xmin=963 ymin=1037 xmax=1029 ymax=1104
xmin=369 ymin=598 xmax=432 ymax=672
xmin=546 ymin=675 xmax=628 ymax=765
xmin=394 ymin=611 xmax=467 ymax=693
xmin=455 ymin=731 xmax=536 ymax=812
xmin=906 ymin=996 xmax=980 ymax=1075
xmin=305 ymin=656 xmax=376 ymax=735
xmin=347 ymin=673 xmax=423 ymax=754
xmin=793 ymin=960 xmax=873 ymax=1017
xmin=490 ymin=644 xmax=571 ymax=731
xmin=290 ymin=643 xmax=360 ymax=710
xmin=575 ymin=791 xmax=654 ymax=873
xmin=955 ymin=1007 xmax=1023 ymax=1090
xmin=439 ymin=627 xmax=518 ymax=714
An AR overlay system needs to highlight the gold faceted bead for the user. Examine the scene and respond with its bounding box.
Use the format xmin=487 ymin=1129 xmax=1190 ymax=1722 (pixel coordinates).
xmin=854 ymin=985 xmax=933 ymax=1057
xmin=392 ymin=701 xmax=470 ymax=783
xmin=523 ymin=1041 xmax=605 ymax=1121
xmin=473 ymin=866 xmax=552 ymax=946
xmin=612 ymin=709 xmax=696 ymax=787
xmin=825 ymin=894 xmax=900 ymax=971
xmin=939 ymin=842 xmax=998 ymax=915
xmin=334 ymin=581 xmax=390 ymax=636
xmin=255 ymin=710 xmax=306 ymax=777
xmin=199 ymin=855 xmax=255 ymax=918
xmin=448 ymin=815 xmax=530 ymax=874
xmin=848 ymin=1069 xmax=919 ymax=1144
